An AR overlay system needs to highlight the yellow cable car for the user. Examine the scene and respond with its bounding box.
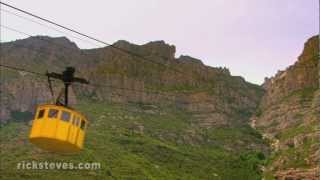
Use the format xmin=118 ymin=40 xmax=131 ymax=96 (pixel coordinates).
xmin=29 ymin=67 xmax=89 ymax=154
xmin=29 ymin=104 xmax=88 ymax=153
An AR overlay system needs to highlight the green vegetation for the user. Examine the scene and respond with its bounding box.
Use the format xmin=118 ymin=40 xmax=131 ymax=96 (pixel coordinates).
xmin=263 ymin=119 xmax=319 ymax=178
xmin=10 ymin=111 xmax=33 ymax=123
xmin=203 ymin=125 xmax=264 ymax=148
xmin=263 ymin=171 xmax=276 ymax=180
xmin=265 ymin=137 xmax=316 ymax=172
xmin=280 ymin=87 xmax=317 ymax=104
xmin=0 ymin=100 xmax=267 ymax=180
xmin=275 ymin=123 xmax=315 ymax=141
xmin=145 ymin=83 xmax=211 ymax=93
xmin=255 ymin=108 xmax=262 ymax=117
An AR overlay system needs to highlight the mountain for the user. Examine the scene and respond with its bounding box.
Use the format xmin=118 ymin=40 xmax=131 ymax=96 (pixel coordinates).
xmin=0 ymin=36 xmax=268 ymax=179
xmin=1 ymin=36 xmax=263 ymax=128
xmin=251 ymin=35 xmax=319 ymax=179
xmin=0 ymin=35 xmax=318 ymax=179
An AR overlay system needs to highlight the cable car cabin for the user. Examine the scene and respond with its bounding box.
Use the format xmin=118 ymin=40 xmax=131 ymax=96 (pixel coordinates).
xmin=29 ymin=104 xmax=88 ymax=154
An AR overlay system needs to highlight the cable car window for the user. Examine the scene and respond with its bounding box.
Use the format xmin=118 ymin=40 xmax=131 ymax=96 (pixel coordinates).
xmin=80 ymin=120 xmax=86 ymax=130
xmin=37 ymin=109 xmax=45 ymax=119
xmin=48 ymin=109 xmax=59 ymax=118
xmin=61 ymin=111 xmax=71 ymax=122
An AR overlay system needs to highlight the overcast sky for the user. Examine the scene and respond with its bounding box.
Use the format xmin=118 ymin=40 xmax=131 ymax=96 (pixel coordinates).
xmin=1 ymin=0 xmax=318 ymax=84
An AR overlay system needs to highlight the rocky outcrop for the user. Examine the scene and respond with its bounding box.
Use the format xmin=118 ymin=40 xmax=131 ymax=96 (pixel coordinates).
xmin=261 ymin=36 xmax=318 ymax=110
xmin=275 ymin=167 xmax=320 ymax=180
xmin=0 ymin=36 xmax=263 ymax=128
xmin=4 ymin=35 xmax=318 ymax=179
xmin=252 ymin=35 xmax=319 ymax=178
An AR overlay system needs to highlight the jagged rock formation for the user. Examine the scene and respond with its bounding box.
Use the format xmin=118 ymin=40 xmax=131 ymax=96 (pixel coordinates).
xmin=0 ymin=36 xmax=271 ymax=180
xmin=251 ymin=36 xmax=320 ymax=179
xmin=2 ymin=35 xmax=318 ymax=179
xmin=0 ymin=36 xmax=263 ymax=129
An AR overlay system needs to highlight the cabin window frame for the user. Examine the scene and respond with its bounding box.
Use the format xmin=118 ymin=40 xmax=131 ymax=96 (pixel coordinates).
xmin=48 ymin=109 xmax=59 ymax=119
xmin=80 ymin=119 xmax=86 ymax=130
xmin=37 ymin=109 xmax=45 ymax=119
xmin=71 ymin=115 xmax=76 ymax=125
xmin=60 ymin=111 xmax=71 ymax=122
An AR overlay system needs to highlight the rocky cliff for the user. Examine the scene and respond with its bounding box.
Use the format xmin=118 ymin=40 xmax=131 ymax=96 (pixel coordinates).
xmin=0 ymin=36 xmax=263 ymax=130
xmin=0 ymin=36 xmax=269 ymax=179
xmin=2 ymin=35 xmax=318 ymax=179
xmin=251 ymin=36 xmax=319 ymax=179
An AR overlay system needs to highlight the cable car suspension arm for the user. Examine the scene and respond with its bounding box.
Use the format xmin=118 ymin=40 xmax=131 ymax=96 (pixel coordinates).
xmin=46 ymin=67 xmax=89 ymax=107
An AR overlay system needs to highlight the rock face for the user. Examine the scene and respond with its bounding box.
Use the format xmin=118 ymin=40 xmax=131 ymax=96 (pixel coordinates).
xmin=2 ymin=35 xmax=318 ymax=179
xmin=0 ymin=36 xmax=263 ymax=128
xmin=251 ymin=36 xmax=320 ymax=179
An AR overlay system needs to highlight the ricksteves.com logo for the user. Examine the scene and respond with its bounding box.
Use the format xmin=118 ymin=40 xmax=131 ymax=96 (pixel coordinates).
xmin=17 ymin=161 xmax=101 ymax=170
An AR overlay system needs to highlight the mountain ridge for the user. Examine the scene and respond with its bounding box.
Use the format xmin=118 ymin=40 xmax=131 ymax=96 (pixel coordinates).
xmin=0 ymin=35 xmax=318 ymax=179
xmin=1 ymin=36 xmax=263 ymax=129
xmin=0 ymin=35 xmax=270 ymax=180
xmin=251 ymin=35 xmax=319 ymax=179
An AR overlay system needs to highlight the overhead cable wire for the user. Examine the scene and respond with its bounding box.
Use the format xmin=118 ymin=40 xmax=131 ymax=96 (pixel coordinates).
xmin=0 ymin=64 xmax=46 ymax=76
xmin=1 ymin=25 xmax=205 ymax=97
xmin=0 ymin=8 xmax=103 ymax=48
xmin=0 ymin=25 xmax=182 ymax=93
xmin=1 ymin=24 xmax=86 ymax=57
xmin=0 ymin=64 xmax=183 ymax=99
xmin=0 ymin=1 xmax=190 ymax=77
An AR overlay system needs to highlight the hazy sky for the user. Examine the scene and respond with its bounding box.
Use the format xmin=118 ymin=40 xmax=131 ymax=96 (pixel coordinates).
xmin=1 ymin=0 xmax=318 ymax=84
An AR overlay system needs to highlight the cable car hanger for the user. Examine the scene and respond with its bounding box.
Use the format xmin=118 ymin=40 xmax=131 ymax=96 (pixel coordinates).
xmin=46 ymin=67 xmax=89 ymax=107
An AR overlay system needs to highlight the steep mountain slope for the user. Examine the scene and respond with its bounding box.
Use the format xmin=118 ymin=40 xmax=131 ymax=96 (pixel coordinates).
xmin=0 ymin=101 xmax=267 ymax=179
xmin=0 ymin=37 xmax=268 ymax=179
xmin=1 ymin=36 xmax=263 ymax=129
xmin=1 ymin=35 xmax=318 ymax=179
xmin=251 ymin=36 xmax=319 ymax=179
